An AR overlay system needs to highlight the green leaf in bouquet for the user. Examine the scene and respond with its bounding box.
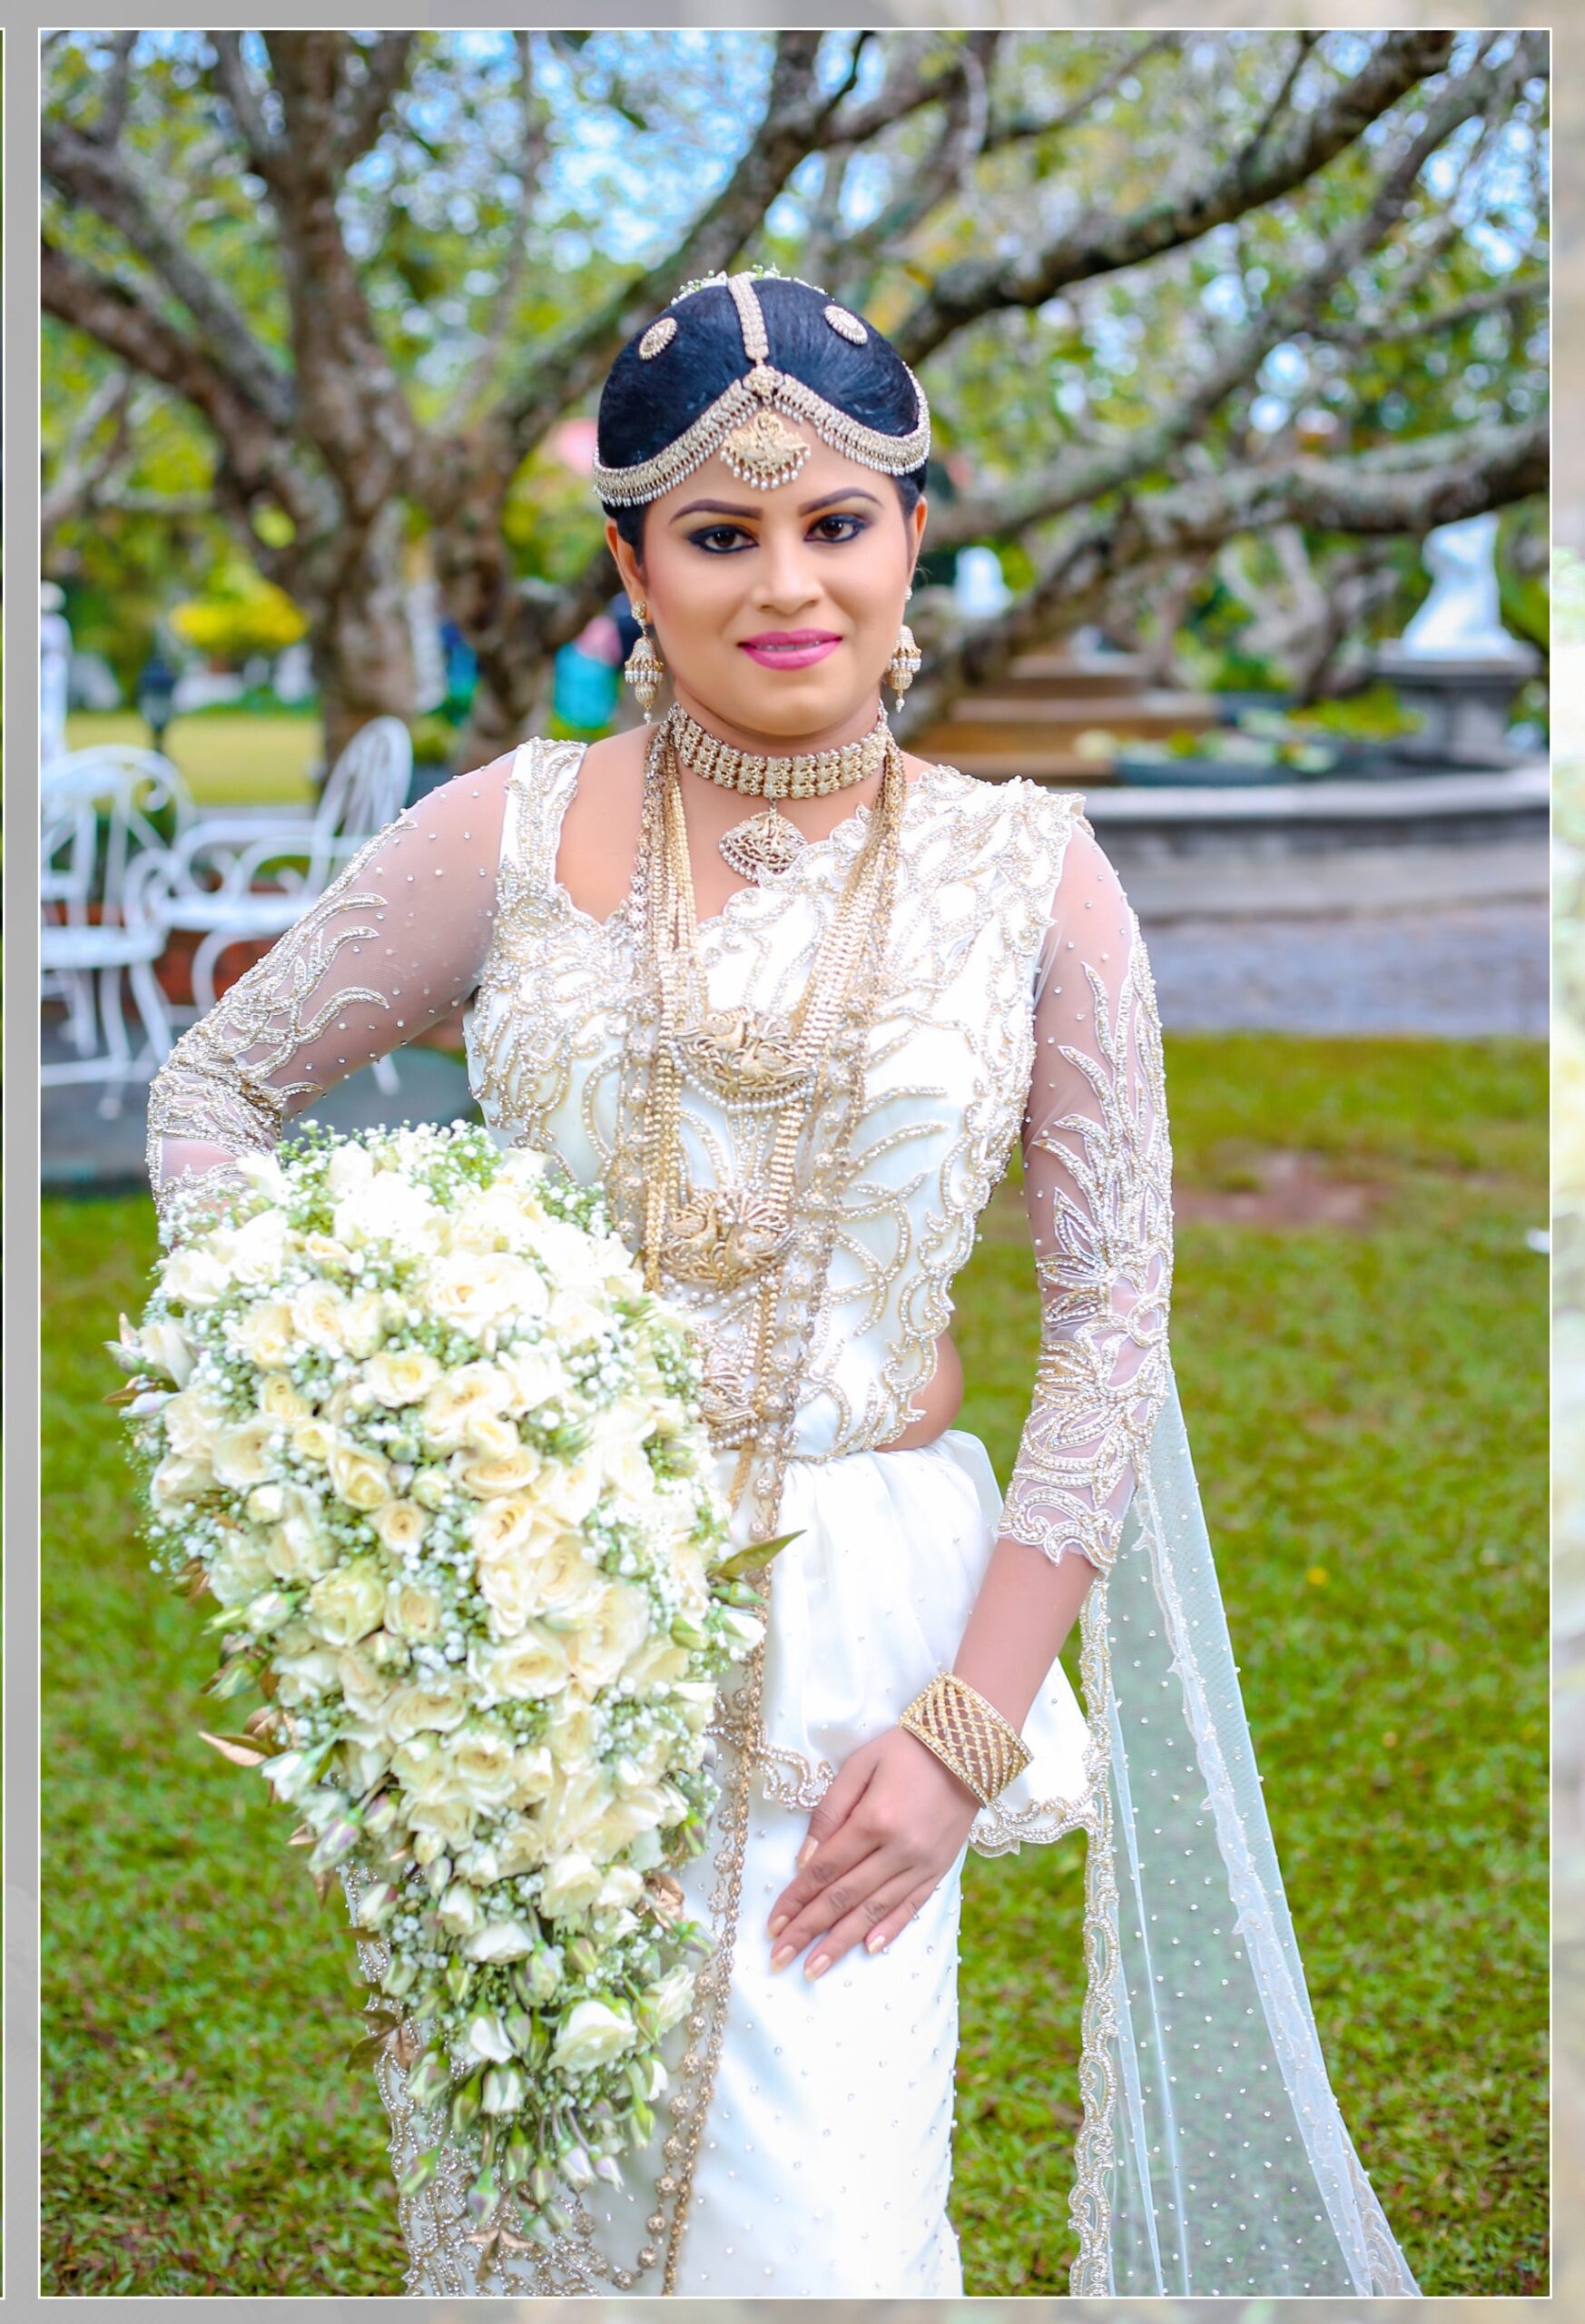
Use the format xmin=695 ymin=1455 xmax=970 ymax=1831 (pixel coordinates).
xmin=344 ymin=2027 xmax=398 ymax=2073
xmin=712 ymin=1529 xmax=802 ymax=1581
xmin=397 ymin=2144 xmax=443 ymax=2199
xmin=197 ymin=1728 xmax=271 ymax=1768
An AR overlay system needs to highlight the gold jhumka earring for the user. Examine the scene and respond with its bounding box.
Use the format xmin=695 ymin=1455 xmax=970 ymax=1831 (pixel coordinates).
xmin=624 ymin=599 xmax=665 ymax=719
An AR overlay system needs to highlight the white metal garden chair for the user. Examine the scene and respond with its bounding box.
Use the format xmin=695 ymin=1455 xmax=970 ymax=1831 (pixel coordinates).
xmin=40 ymin=756 xmax=182 ymax=1117
xmin=142 ymin=714 xmax=414 ymax=1088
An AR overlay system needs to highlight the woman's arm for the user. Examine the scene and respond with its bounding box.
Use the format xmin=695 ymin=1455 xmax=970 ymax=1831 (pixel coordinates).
xmin=763 ymin=812 xmax=1174 ymax=1974
xmin=148 ymin=753 xmax=517 ymax=1234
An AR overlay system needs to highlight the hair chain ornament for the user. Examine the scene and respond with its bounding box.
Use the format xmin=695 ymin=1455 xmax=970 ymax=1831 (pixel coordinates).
xmin=594 ymin=269 xmax=930 ymax=507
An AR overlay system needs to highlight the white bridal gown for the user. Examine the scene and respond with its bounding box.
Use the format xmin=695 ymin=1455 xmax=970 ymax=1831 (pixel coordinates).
xmin=146 ymin=735 xmax=1418 ymax=2298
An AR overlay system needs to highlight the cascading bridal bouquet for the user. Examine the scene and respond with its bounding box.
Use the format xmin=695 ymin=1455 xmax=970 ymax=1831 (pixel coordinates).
xmin=111 ymin=1120 xmax=789 ymax=2250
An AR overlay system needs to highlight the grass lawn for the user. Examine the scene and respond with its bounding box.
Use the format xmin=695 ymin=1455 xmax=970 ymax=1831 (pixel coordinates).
xmin=41 ymin=1031 xmax=1547 ymax=2296
xmin=64 ymin=709 xmax=323 ymax=806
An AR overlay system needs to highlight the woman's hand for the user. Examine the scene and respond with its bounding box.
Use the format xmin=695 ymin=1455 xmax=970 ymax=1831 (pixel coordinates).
xmin=763 ymin=1724 xmax=981 ymax=1980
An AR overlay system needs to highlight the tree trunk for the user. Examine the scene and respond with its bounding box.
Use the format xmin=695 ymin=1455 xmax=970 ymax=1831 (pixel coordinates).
xmin=304 ymin=506 xmax=419 ymax=768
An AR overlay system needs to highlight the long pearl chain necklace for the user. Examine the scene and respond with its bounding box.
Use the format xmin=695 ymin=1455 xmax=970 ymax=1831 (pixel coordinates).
xmin=571 ymin=704 xmax=905 ymax=2294
xmin=666 ymin=700 xmax=892 ymax=885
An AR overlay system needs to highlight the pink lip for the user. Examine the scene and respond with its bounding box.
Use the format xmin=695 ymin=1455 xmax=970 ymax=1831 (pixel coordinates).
xmin=738 ymin=631 xmax=842 ymax=670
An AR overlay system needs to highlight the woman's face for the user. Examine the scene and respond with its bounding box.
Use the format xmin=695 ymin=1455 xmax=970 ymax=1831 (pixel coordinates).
xmin=605 ymin=438 xmax=927 ymax=748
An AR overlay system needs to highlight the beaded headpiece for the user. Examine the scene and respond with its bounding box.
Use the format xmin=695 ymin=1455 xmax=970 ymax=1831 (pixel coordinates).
xmin=592 ymin=270 xmax=930 ymax=507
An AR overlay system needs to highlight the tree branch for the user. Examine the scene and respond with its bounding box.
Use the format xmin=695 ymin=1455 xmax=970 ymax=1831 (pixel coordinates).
xmin=206 ymin=31 xmax=282 ymax=181
xmin=41 ymin=237 xmax=309 ymax=527
xmin=891 ymin=28 xmax=1459 ymax=366
xmin=42 ymin=120 xmax=295 ymax=428
xmin=928 ymin=34 xmax=1540 ymax=556
xmin=901 ymin=416 xmax=1546 ymax=736
xmin=983 ymin=32 xmax=1178 ymax=150
xmin=497 ymin=31 xmax=834 ymax=461
xmin=333 ymin=31 xmax=415 ymax=169
xmin=447 ymin=31 xmax=551 ymax=425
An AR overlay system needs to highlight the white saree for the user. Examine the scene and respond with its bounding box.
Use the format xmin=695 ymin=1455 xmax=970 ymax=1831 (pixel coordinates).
xmin=146 ymin=736 xmax=1420 ymax=2296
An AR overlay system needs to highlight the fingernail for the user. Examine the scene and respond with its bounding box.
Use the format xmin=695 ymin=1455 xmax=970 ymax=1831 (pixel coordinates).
xmin=805 ymin=1954 xmax=830 ymax=1980
xmin=767 ymin=1913 xmax=788 ymax=1938
xmin=770 ymin=1944 xmax=795 ymax=1972
xmin=796 ymin=1839 xmax=817 ymax=1869
xmin=865 ymin=1929 xmax=887 ymax=1953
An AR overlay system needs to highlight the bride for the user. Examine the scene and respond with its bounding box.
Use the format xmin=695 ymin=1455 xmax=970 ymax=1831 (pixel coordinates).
xmin=145 ymin=269 xmax=1420 ymax=2297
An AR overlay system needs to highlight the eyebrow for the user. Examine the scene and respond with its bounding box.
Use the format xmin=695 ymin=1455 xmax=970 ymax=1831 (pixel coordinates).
xmin=668 ymin=487 xmax=884 ymax=523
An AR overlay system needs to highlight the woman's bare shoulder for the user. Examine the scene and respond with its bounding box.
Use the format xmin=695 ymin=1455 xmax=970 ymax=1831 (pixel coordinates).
xmin=556 ymin=726 xmax=647 ymax=917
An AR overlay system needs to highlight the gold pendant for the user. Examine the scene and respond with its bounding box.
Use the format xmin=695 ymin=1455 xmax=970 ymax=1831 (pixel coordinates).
xmin=718 ymin=807 xmax=807 ymax=884
xmin=660 ymin=1185 xmax=792 ymax=1288
xmin=666 ymin=1007 xmax=812 ymax=1107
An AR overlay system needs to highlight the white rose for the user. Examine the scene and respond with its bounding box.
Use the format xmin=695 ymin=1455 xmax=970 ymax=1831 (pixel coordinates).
xmin=467 ymin=1493 xmax=552 ymax=1561
xmin=206 ymin=1536 xmax=274 ymax=1608
xmin=428 ymin=1251 xmax=543 ymax=1330
xmin=474 ymin=1537 xmax=540 ymax=1640
xmin=162 ymin=1245 xmax=231 ymax=1306
xmin=465 ymin=2006 xmax=516 ymax=2063
xmin=537 ymin=1853 xmax=608 ymax=1920
xmin=548 ymin=1994 xmax=637 ymax=2073
xmin=454 ymin=1444 xmax=543 ymax=1499
xmin=410 ymin=1466 xmax=450 ymax=1512
xmin=136 ymin=1316 xmax=195 ymax=1386
xmin=408 ymin=1794 xmax=477 ymax=1848
xmin=644 ymin=1963 xmax=696 ymax=2034
xmin=532 ymin=1455 xmax=605 ymax=1531
xmin=450 ymin=1725 xmax=518 ymax=1811
xmin=259 ymin=1374 xmax=311 ymax=1426
xmin=340 ymin=1171 xmax=436 ymax=1254
xmin=468 ymin=1627 xmax=571 ymax=1703
xmin=364 ymin=1347 xmax=441 ymax=1408
xmin=565 ymin=1579 xmax=654 ymax=1692
xmin=437 ymin=1880 xmax=483 ymax=1938
xmin=274 ymin=1644 xmax=343 ymax=1705
xmin=419 ymin=1364 xmax=512 ymax=1452
xmin=232 ymin=1151 xmax=289 ymax=1203
xmin=370 ymin=1500 xmax=429 ymax=1557
xmin=597 ymin=1864 xmax=645 ymax=1912
xmin=290 ymin=1414 xmax=338 ymax=1468
xmin=586 ymin=1787 xmax=676 ymax=1856
xmin=339 ymin=1645 xmax=397 ymax=1722
xmin=162 ymin=1384 xmax=223 ymax=1462
xmin=290 ymin=1283 xmax=351 ymax=1354
xmin=212 ymin=1420 xmax=279 ymax=1491
xmin=304 ymin=1561 xmax=386 ymax=1647
xmin=388 ymin=1728 xmax=460 ymax=1801
xmin=459 ymin=1411 xmax=523 ymax=1462
xmin=497 ymin=1341 xmax=566 ymax=1414
xmin=544 ymin=1697 xmax=601 ymax=1777
xmin=496 ymin=1824 xmax=546 ymax=1876
xmin=340 ymin=1292 xmax=388 ymax=1360
xmin=507 ymin=1741 xmax=555 ymax=1809
xmin=620 ymin=1634 xmax=692 ymax=1690
xmin=151 ymin=1453 xmax=210 ymax=1507
xmin=228 ymin=1208 xmax=290 ymax=1285
xmin=266 ymin=1510 xmax=334 ymax=1583
xmin=325 ymin=1439 xmax=393 ymax=1512
xmin=527 ymin=1530 xmax=605 ymax=1625
xmin=326 ymin=1143 xmax=374 ymax=1202
xmin=536 ymin=1759 xmax=610 ymax=1858
xmin=383 ymin=1575 xmax=444 ymax=1640
xmin=383 ymin=1678 xmax=470 ymax=1743
xmin=463 ymin=1917 xmax=539 ymax=1964
xmin=546 ymin=1284 xmax=607 ymax=1345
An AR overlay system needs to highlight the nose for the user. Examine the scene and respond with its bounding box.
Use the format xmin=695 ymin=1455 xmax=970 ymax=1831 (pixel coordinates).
xmin=752 ymin=525 xmax=822 ymax=615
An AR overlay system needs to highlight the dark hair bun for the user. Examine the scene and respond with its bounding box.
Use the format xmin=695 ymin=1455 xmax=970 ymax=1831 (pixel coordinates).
xmin=596 ymin=274 xmax=925 ymax=490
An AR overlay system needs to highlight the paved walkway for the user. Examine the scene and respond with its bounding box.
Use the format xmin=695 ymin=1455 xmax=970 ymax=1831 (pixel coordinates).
xmin=1141 ymin=896 xmax=1548 ymax=1038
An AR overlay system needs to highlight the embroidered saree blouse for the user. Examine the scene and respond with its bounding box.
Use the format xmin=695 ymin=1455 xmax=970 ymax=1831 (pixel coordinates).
xmin=147 ymin=738 xmax=1173 ymax=1582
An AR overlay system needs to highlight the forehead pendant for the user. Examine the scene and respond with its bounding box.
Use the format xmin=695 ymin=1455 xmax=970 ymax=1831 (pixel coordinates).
xmin=721 ymin=372 xmax=812 ymax=489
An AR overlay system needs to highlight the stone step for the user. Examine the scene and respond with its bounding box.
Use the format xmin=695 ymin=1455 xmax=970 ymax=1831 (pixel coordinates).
xmin=918 ymin=694 xmax=1219 ymax=753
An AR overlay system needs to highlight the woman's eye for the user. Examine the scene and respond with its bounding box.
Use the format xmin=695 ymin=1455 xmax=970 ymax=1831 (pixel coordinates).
xmin=685 ymin=514 xmax=867 ymax=553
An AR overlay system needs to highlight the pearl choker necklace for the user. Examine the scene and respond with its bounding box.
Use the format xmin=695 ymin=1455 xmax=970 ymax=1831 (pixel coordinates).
xmin=667 ymin=702 xmax=890 ymax=800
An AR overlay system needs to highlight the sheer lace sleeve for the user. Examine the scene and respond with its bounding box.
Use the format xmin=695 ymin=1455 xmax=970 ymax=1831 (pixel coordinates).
xmin=999 ymin=808 xmax=1174 ymax=1576
xmin=145 ymin=756 xmax=516 ymax=1231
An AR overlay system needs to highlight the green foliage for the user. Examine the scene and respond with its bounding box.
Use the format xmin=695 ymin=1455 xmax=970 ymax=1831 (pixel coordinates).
xmin=172 ymin=559 xmax=309 ymax=661
xmin=40 ymin=1032 xmax=1545 ymax=2292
